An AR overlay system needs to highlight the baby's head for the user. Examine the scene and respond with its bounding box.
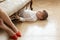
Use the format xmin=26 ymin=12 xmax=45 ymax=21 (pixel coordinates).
xmin=36 ymin=10 xmax=48 ymax=20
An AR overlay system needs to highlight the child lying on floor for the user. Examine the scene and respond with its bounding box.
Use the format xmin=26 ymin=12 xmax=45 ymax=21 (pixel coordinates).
xmin=15 ymin=9 xmax=48 ymax=22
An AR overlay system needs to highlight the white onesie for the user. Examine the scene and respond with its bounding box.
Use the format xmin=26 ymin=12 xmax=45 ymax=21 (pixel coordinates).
xmin=19 ymin=9 xmax=38 ymax=22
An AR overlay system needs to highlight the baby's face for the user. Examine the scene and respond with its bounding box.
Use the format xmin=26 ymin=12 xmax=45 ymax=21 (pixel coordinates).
xmin=36 ymin=11 xmax=45 ymax=20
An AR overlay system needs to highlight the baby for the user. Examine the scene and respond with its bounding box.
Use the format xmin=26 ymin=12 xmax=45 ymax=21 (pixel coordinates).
xmin=16 ymin=9 xmax=48 ymax=22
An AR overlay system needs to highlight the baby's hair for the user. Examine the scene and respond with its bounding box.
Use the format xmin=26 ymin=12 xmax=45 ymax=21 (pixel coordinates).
xmin=42 ymin=10 xmax=48 ymax=20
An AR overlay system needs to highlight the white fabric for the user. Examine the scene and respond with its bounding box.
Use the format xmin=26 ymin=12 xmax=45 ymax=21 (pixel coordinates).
xmin=19 ymin=9 xmax=38 ymax=22
xmin=0 ymin=0 xmax=30 ymax=16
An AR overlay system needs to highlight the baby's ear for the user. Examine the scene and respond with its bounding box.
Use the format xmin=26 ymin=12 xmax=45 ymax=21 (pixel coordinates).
xmin=43 ymin=10 xmax=46 ymax=12
xmin=43 ymin=10 xmax=48 ymax=14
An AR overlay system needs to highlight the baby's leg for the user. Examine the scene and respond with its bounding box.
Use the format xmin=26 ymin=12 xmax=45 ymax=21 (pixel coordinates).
xmin=0 ymin=18 xmax=17 ymax=39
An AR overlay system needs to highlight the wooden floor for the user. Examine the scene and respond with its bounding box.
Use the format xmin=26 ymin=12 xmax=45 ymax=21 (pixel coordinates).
xmin=0 ymin=0 xmax=60 ymax=40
